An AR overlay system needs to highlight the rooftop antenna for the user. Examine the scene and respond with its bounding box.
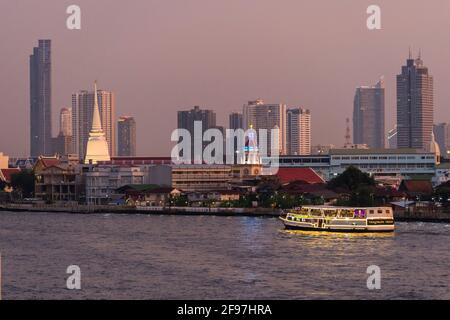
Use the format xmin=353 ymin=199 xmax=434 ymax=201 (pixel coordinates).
xmin=409 ymin=46 xmax=412 ymax=59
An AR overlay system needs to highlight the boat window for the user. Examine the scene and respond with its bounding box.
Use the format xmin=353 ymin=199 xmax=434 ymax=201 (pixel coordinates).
xmin=369 ymin=210 xmax=374 ymax=214
xmin=377 ymin=209 xmax=383 ymax=214
xmin=324 ymin=209 xmax=337 ymax=217
xmin=339 ymin=209 xmax=353 ymax=218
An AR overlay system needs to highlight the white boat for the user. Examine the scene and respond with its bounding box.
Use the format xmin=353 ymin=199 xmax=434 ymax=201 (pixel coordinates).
xmin=280 ymin=206 xmax=395 ymax=232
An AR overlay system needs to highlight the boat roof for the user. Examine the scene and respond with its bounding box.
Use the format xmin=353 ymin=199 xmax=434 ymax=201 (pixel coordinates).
xmin=296 ymin=205 xmax=391 ymax=210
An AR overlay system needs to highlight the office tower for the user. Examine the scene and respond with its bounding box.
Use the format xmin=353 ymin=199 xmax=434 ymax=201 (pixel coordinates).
xmin=177 ymin=106 xmax=217 ymax=163
xmin=60 ymin=107 xmax=72 ymax=136
xmin=242 ymin=99 xmax=287 ymax=155
xmin=397 ymin=52 xmax=434 ymax=149
xmin=353 ymin=78 xmax=385 ymax=148
xmin=287 ymin=108 xmax=311 ymax=155
xmin=433 ymin=123 xmax=450 ymax=157
xmin=72 ymin=86 xmax=115 ymax=160
xmin=118 ymin=116 xmax=137 ymax=156
xmin=229 ymin=112 xmax=243 ymax=130
xmin=30 ymin=39 xmax=52 ymax=156
xmin=84 ymin=81 xmax=110 ymax=164
xmin=228 ymin=112 xmax=243 ymax=163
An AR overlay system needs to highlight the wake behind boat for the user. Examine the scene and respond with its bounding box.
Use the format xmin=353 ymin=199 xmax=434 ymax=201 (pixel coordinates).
xmin=280 ymin=206 xmax=395 ymax=232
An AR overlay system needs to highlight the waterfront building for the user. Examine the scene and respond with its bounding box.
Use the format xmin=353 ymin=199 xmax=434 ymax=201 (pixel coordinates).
xmin=433 ymin=123 xmax=450 ymax=157
xmin=118 ymin=116 xmax=137 ymax=157
xmin=177 ymin=106 xmax=218 ymax=163
xmin=117 ymin=185 xmax=181 ymax=207
xmin=263 ymin=148 xmax=436 ymax=183
xmin=34 ymin=156 xmax=81 ymax=203
xmin=85 ymin=165 xmax=145 ymax=205
xmin=397 ymin=52 xmax=434 ymax=149
xmin=72 ymin=86 xmax=115 ymax=160
xmin=328 ymin=148 xmax=436 ymax=183
xmin=97 ymin=157 xmax=172 ymax=186
xmin=84 ymin=82 xmax=111 ymax=164
xmin=262 ymin=154 xmax=330 ymax=181
xmin=243 ymin=99 xmax=287 ymax=155
xmin=287 ymin=108 xmax=311 ymax=155
xmin=171 ymin=164 xmax=232 ymax=192
xmin=30 ymin=39 xmax=52 ymax=157
xmin=353 ymin=78 xmax=385 ymax=148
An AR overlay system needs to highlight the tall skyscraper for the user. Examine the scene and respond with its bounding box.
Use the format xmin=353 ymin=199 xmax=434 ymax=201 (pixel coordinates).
xmin=59 ymin=107 xmax=72 ymax=136
xmin=397 ymin=52 xmax=434 ymax=149
xmin=287 ymin=108 xmax=311 ymax=155
xmin=118 ymin=116 xmax=137 ymax=156
xmin=30 ymin=39 xmax=52 ymax=156
xmin=433 ymin=123 xmax=450 ymax=157
xmin=72 ymin=87 xmax=116 ymax=160
xmin=177 ymin=106 xmax=217 ymax=163
xmin=353 ymin=78 xmax=385 ymax=148
xmin=243 ymin=99 xmax=287 ymax=155
xmin=229 ymin=112 xmax=243 ymax=130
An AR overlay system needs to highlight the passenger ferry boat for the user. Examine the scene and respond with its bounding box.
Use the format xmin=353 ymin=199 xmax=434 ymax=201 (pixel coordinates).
xmin=280 ymin=206 xmax=395 ymax=232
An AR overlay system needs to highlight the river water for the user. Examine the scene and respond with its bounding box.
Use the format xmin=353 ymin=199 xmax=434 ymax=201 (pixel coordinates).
xmin=0 ymin=211 xmax=448 ymax=299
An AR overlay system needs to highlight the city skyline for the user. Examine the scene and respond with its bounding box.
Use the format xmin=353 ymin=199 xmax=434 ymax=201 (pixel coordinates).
xmin=3 ymin=1 xmax=450 ymax=157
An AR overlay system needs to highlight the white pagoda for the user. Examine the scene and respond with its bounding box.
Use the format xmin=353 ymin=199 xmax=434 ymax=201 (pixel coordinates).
xmin=84 ymin=81 xmax=110 ymax=164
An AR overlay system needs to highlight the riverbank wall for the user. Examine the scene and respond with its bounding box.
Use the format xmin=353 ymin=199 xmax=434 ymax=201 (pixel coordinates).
xmin=0 ymin=203 xmax=281 ymax=217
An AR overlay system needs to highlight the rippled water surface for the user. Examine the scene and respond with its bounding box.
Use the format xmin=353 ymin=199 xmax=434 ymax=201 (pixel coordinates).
xmin=0 ymin=211 xmax=449 ymax=299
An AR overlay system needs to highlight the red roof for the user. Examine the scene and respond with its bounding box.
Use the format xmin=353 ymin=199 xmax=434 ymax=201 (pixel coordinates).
xmin=0 ymin=168 xmax=21 ymax=182
xmin=40 ymin=158 xmax=61 ymax=168
xmin=276 ymin=168 xmax=325 ymax=185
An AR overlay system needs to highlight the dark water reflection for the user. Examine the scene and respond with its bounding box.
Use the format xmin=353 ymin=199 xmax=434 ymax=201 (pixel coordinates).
xmin=0 ymin=211 xmax=448 ymax=299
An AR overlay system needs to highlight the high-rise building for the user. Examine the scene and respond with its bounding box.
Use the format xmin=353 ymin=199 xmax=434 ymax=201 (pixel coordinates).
xmin=433 ymin=123 xmax=450 ymax=157
xmin=30 ymin=39 xmax=52 ymax=157
xmin=229 ymin=112 xmax=243 ymax=130
xmin=118 ymin=116 xmax=137 ymax=156
xmin=84 ymin=82 xmax=110 ymax=164
xmin=243 ymin=99 xmax=287 ymax=155
xmin=397 ymin=52 xmax=434 ymax=149
xmin=177 ymin=106 xmax=217 ymax=163
xmin=287 ymin=108 xmax=311 ymax=155
xmin=59 ymin=107 xmax=72 ymax=136
xmin=353 ymin=78 xmax=385 ymax=148
xmin=72 ymin=86 xmax=115 ymax=160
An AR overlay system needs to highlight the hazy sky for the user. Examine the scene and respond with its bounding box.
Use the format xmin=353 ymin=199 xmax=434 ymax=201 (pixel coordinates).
xmin=1 ymin=0 xmax=450 ymax=157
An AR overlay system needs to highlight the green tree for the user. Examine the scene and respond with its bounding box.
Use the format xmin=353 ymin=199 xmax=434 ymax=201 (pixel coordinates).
xmin=328 ymin=166 xmax=375 ymax=191
xmin=10 ymin=170 xmax=35 ymax=198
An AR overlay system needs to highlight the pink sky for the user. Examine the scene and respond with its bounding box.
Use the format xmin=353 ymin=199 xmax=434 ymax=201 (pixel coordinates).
xmin=1 ymin=0 xmax=450 ymax=156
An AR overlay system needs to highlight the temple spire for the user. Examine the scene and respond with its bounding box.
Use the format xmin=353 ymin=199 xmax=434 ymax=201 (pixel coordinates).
xmin=91 ymin=80 xmax=103 ymax=132
xmin=84 ymin=80 xmax=110 ymax=164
